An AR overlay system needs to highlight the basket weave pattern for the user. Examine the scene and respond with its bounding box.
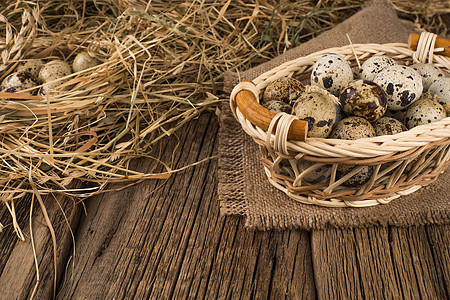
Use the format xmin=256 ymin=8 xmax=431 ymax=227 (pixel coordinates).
xmin=230 ymin=41 xmax=450 ymax=207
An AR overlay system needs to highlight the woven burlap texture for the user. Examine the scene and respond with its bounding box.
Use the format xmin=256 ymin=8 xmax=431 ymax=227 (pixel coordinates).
xmin=218 ymin=0 xmax=450 ymax=230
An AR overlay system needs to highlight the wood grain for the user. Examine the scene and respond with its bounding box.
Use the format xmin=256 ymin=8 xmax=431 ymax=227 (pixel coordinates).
xmin=312 ymin=227 xmax=364 ymax=299
xmin=312 ymin=226 xmax=449 ymax=299
xmin=426 ymin=225 xmax=450 ymax=299
xmin=55 ymin=113 xmax=316 ymax=299
xmin=388 ymin=226 xmax=448 ymax=299
xmin=0 ymin=189 xmax=83 ymax=300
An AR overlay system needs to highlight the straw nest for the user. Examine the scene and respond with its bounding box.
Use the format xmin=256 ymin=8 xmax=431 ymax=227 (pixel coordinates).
xmin=0 ymin=0 xmax=448 ymax=229
xmin=0 ymin=2 xmax=221 ymax=205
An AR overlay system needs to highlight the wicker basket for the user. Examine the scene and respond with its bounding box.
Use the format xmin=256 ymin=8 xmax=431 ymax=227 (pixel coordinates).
xmin=230 ymin=32 xmax=450 ymax=207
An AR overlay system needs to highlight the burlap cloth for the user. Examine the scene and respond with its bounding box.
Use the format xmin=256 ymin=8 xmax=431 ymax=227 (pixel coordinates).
xmin=218 ymin=0 xmax=450 ymax=230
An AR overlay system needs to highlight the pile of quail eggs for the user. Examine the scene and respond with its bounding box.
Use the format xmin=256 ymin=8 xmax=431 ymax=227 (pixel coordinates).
xmin=261 ymin=53 xmax=449 ymax=187
xmin=1 ymin=52 xmax=100 ymax=96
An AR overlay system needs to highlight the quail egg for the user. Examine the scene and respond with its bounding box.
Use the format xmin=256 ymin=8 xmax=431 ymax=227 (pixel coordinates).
xmin=292 ymin=85 xmax=338 ymax=138
xmin=358 ymin=55 xmax=396 ymax=81
xmin=263 ymin=77 xmax=305 ymax=106
xmin=334 ymin=102 xmax=346 ymax=124
xmin=39 ymin=76 xmax=65 ymax=96
xmin=297 ymin=160 xmax=331 ymax=184
xmin=339 ymin=79 xmax=387 ymax=122
xmin=404 ymin=92 xmax=447 ymax=129
xmin=17 ymin=59 xmax=44 ymax=80
xmin=262 ymin=100 xmax=292 ymax=114
xmin=374 ymin=65 xmax=423 ymax=110
xmin=372 ymin=117 xmax=407 ymax=136
xmin=311 ymin=53 xmax=353 ymax=96
xmin=1 ymin=71 xmax=37 ymax=92
xmin=410 ymin=63 xmax=445 ymax=91
xmin=428 ymin=78 xmax=450 ymax=114
xmin=330 ymin=116 xmax=376 ymax=187
xmin=330 ymin=116 xmax=376 ymax=140
xmin=72 ymin=51 xmax=101 ymax=73
xmin=38 ymin=60 xmax=72 ymax=82
xmin=336 ymin=164 xmax=374 ymax=187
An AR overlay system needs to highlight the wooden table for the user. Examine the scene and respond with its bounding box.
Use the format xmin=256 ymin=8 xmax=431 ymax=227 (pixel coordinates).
xmin=1 ymin=112 xmax=449 ymax=299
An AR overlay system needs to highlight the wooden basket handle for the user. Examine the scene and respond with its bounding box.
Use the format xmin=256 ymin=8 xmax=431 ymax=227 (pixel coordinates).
xmin=408 ymin=33 xmax=450 ymax=58
xmin=234 ymin=80 xmax=308 ymax=142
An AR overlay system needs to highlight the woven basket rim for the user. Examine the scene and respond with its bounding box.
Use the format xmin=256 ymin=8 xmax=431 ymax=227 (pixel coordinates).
xmin=230 ymin=38 xmax=450 ymax=206
xmin=232 ymin=42 xmax=450 ymax=159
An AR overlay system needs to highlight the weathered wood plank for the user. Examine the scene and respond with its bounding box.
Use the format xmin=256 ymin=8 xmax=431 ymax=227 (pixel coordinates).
xmin=55 ymin=113 xmax=223 ymax=298
xmin=199 ymin=224 xmax=315 ymax=300
xmin=311 ymin=227 xmax=364 ymax=299
xmin=389 ymin=226 xmax=448 ymax=299
xmin=426 ymin=225 xmax=450 ymax=299
xmin=55 ymin=115 xmax=183 ymax=299
xmin=266 ymin=231 xmax=315 ymax=300
xmin=0 ymin=198 xmax=31 ymax=274
xmin=312 ymin=225 xmax=449 ymax=299
xmin=0 ymin=191 xmax=82 ymax=300
xmin=55 ymin=113 xmax=316 ymax=299
xmin=139 ymin=113 xmax=222 ymax=299
xmin=353 ymin=227 xmax=400 ymax=299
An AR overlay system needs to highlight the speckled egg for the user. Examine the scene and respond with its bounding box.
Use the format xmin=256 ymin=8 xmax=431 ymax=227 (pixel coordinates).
xmin=17 ymin=59 xmax=44 ymax=80
xmin=262 ymin=100 xmax=292 ymax=114
xmin=39 ymin=76 xmax=64 ymax=95
xmin=404 ymin=93 xmax=447 ymax=129
xmin=263 ymin=77 xmax=305 ymax=105
xmin=410 ymin=63 xmax=445 ymax=91
xmin=358 ymin=55 xmax=396 ymax=81
xmin=374 ymin=65 xmax=423 ymax=111
xmin=337 ymin=164 xmax=374 ymax=187
xmin=330 ymin=116 xmax=376 ymax=140
xmin=330 ymin=116 xmax=376 ymax=186
xmin=334 ymin=102 xmax=346 ymax=124
xmin=292 ymin=85 xmax=338 ymax=138
xmin=339 ymin=79 xmax=387 ymax=122
xmin=311 ymin=53 xmax=353 ymax=96
xmin=428 ymin=78 xmax=450 ymax=114
xmin=72 ymin=51 xmax=101 ymax=73
xmin=372 ymin=117 xmax=407 ymax=136
xmin=297 ymin=160 xmax=331 ymax=184
xmin=38 ymin=60 xmax=72 ymax=82
xmin=1 ymin=71 xmax=37 ymax=91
